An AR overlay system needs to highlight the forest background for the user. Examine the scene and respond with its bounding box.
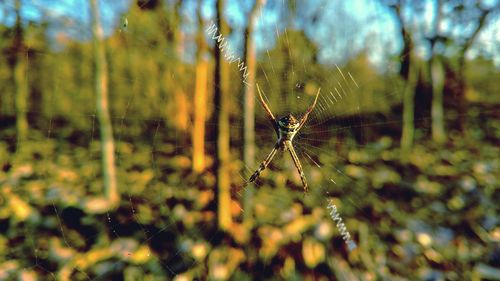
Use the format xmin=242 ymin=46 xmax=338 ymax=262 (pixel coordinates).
xmin=0 ymin=0 xmax=499 ymax=280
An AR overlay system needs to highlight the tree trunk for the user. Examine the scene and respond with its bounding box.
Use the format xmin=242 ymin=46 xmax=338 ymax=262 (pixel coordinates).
xmin=455 ymin=65 xmax=466 ymax=133
xmin=90 ymin=0 xmax=119 ymax=208
xmin=14 ymin=53 xmax=28 ymax=146
xmin=242 ymin=0 xmax=264 ymax=223
xmin=429 ymin=0 xmax=446 ymax=145
xmin=174 ymin=32 xmax=189 ymax=132
xmin=391 ymin=2 xmax=417 ymax=161
xmin=173 ymin=1 xmax=189 ymax=133
xmin=454 ymin=8 xmax=491 ymax=133
xmin=214 ymin=0 xmax=232 ymax=231
xmin=192 ymin=61 xmax=208 ymax=173
xmin=13 ymin=0 xmax=28 ymax=149
xmin=192 ymin=2 xmax=208 ymax=173
xmin=431 ymin=56 xmax=445 ymax=144
xmin=400 ymin=58 xmax=417 ymax=161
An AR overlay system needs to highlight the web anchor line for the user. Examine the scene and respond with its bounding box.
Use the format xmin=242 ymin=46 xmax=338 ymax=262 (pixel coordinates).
xmin=327 ymin=199 xmax=357 ymax=251
xmin=206 ymin=22 xmax=250 ymax=85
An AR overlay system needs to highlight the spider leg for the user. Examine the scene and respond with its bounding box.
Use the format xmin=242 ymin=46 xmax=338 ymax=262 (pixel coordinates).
xmin=284 ymin=141 xmax=308 ymax=193
xmin=246 ymin=143 xmax=279 ymax=186
xmin=256 ymin=83 xmax=279 ymax=136
xmin=298 ymin=88 xmax=321 ymax=131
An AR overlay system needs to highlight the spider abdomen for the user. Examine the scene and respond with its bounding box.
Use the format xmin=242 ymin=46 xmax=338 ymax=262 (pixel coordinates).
xmin=279 ymin=128 xmax=297 ymax=142
xmin=278 ymin=113 xmax=299 ymax=141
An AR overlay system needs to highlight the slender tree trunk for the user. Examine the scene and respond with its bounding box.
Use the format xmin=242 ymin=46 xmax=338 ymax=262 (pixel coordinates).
xmin=173 ymin=1 xmax=189 ymax=132
xmin=429 ymin=0 xmax=446 ymax=145
xmin=174 ymin=32 xmax=189 ymax=132
xmin=392 ymin=2 xmax=417 ymax=161
xmin=192 ymin=61 xmax=208 ymax=172
xmin=401 ymin=59 xmax=417 ymax=161
xmin=90 ymin=0 xmax=119 ymax=207
xmin=214 ymin=0 xmax=232 ymax=230
xmin=14 ymin=53 xmax=28 ymax=146
xmin=192 ymin=2 xmax=208 ymax=173
xmin=431 ymin=56 xmax=445 ymax=144
xmin=243 ymin=0 xmax=264 ymax=223
xmin=13 ymin=0 xmax=28 ymax=149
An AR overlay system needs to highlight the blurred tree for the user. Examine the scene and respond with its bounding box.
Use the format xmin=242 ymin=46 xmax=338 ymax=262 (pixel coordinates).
xmin=401 ymin=56 xmax=418 ymax=158
xmin=243 ymin=0 xmax=265 ymax=222
xmin=192 ymin=0 xmax=208 ymax=173
xmin=10 ymin=0 xmax=28 ymax=150
xmin=90 ymin=0 xmax=119 ymax=208
xmin=26 ymin=21 xmax=48 ymax=121
xmin=389 ymin=2 xmax=417 ymax=159
xmin=421 ymin=1 xmax=494 ymax=140
xmin=428 ymin=0 xmax=446 ymax=144
xmin=447 ymin=2 xmax=493 ymax=133
xmin=344 ymin=53 xmax=390 ymax=114
xmin=137 ymin=0 xmax=160 ymax=10
xmin=261 ymin=29 xmax=318 ymax=114
xmin=466 ymin=56 xmax=500 ymax=104
xmin=47 ymin=42 xmax=94 ymax=129
xmin=0 ymin=33 xmax=6 ymax=114
xmin=214 ymin=0 xmax=232 ymax=230
xmin=172 ymin=0 xmax=189 ymax=132
xmin=431 ymin=54 xmax=445 ymax=144
xmin=110 ymin=2 xmax=168 ymax=123
xmin=386 ymin=0 xmax=496 ymax=146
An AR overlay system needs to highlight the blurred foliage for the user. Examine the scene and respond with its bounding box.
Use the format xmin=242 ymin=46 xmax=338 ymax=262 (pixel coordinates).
xmin=0 ymin=111 xmax=498 ymax=279
xmin=0 ymin=0 xmax=499 ymax=280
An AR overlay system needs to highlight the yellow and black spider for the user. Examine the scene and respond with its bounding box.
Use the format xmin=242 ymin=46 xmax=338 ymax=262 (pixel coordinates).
xmin=246 ymin=83 xmax=321 ymax=193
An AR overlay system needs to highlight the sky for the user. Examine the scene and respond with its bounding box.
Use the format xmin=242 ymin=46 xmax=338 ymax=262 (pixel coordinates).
xmin=0 ymin=0 xmax=499 ymax=67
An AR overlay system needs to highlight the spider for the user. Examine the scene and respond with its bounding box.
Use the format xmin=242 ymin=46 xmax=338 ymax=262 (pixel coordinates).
xmin=245 ymin=83 xmax=321 ymax=193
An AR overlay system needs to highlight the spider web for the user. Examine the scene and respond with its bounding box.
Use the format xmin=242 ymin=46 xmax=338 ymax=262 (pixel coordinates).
xmin=1 ymin=0 xmax=499 ymax=280
xmin=235 ymin=0 xmax=402 ymax=253
xmin=233 ymin=0 xmax=499 ymax=276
